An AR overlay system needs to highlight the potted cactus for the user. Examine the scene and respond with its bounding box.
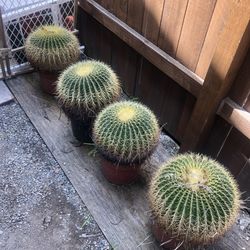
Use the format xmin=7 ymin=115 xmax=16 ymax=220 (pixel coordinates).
xmin=25 ymin=25 xmax=80 ymax=95
xmin=93 ymin=101 xmax=160 ymax=185
xmin=149 ymin=153 xmax=241 ymax=249
xmin=56 ymin=60 xmax=121 ymax=143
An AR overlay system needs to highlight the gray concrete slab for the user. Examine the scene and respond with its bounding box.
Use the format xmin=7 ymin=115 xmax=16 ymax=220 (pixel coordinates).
xmin=0 ymin=80 xmax=13 ymax=106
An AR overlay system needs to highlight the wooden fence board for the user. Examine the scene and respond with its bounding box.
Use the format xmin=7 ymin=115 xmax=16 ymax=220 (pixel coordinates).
xmin=229 ymin=49 xmax=250 ymax=106
xmin=78 ymin=1 xmax=203 ymax=97
xmin=218 ymin=98 xmax=250 ymax=140
xmin=127 ymin=0 xmax=145 ymax=33
xmin=180 ymin=0 xmax=250 ymax=151
xmin=217 ymin=128 xmax=250 ymax=177
xmin=142 ymin=0 xmax=164 ymax=44
xmin=157 ymin=0 xmax=188 ymax=56
xmin=176 ymin=0 xmax=217 ymax=71
xmin=110 ymin=35 xmax=138 ymax=96
xmin=195 ymin=0 xmax=231 ymax=78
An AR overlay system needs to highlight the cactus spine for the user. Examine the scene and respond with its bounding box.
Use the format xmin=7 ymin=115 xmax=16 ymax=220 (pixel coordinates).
xmin=56 ymin=60 xmax=121 ymax=117
xmin=93 ymin=101 xmax=160 ymax=164
xmin=25 ymin=25 xmax=80 ymax=71
xmin=149 ymin=153 xmax=241 ymax=247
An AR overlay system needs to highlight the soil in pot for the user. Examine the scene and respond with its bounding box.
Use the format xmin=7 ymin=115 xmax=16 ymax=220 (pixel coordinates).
xmin=100 ymin=157 xmax=140 ymax=185
xmin=152 ymin=220 xmax=185 ymax=250
xmin=70 ymin=116 xmax=93 ymax=143
xmin=39 ymin=71 xmax=59 ymax=95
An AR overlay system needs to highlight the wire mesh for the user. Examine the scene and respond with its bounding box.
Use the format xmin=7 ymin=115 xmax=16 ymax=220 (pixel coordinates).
xmin=0 ymin=0 xmax=75 ymax=75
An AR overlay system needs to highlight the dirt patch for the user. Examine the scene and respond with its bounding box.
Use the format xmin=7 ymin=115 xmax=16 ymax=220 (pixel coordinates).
xmin=0 ymin=101 xmax=110 ymax=250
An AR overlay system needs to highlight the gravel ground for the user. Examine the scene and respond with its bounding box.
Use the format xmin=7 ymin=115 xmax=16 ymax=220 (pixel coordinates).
xmin=0 ymin=101 xmax=110 ymax=250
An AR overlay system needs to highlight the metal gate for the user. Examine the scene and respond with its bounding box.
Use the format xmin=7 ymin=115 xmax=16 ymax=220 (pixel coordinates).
xmin=0 ymin=0 xmax=75 ymax=79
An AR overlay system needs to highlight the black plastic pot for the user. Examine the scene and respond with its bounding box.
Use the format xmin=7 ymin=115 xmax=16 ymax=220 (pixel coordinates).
xmin=70 ymin=116 xmax=93 ymax=143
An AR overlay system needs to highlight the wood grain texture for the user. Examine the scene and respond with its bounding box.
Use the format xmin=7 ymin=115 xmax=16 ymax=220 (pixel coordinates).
xmin=217 ymin=127 xmax=250 ymax=177
xmin=127 ymin=0 xmax=145 ymax=33
xmin=218 ymin=98 xmax=250 ymax=140
xmin=113 ymin=0 xmax=128 ymax=22
xmin=202 ymin=116 xmax=232 ymax=158
xmin=142 ymin=0 xmax=164 ymax=44
xmin=7 ymin=72 xmax=250 ymax=250
xmin=7 ymin=73 xmax=161 ymax=250
xmin=157 ymin=0 xmax=188 ymax=56
xmin=195 ymin=0 xmax=231 ymax=78
xmin=176 ymin=0 xmax=217 ymax=71
xmin=180 ymin=0 xmax=250 ymax=151
xmin=78 ymin=0 xmax=203 ymax=97
xmin=229 ymin=48 xmax=250 ymax=106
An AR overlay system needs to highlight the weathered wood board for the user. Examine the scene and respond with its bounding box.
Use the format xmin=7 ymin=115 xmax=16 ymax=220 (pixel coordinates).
xmin=7 ymin=73 xmax=250 ymax=250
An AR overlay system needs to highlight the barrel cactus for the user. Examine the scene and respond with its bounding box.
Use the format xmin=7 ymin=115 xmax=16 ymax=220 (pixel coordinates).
xmin=56 ymin=60 xmax=121 ymax=118
xmin=93 ymin=101 xmax=160 ymax=164
xmin=25 ymin=25 xmax=80 ymax=71
xmin=149 ymin=153 xmax=241 ymax=247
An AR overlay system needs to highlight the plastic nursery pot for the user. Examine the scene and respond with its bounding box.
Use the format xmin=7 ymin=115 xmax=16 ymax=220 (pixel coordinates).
xmin=151 ymin=220 xmax=185 ymax=250
xmin=38 ymin=70 xmax=59 ymax=95
xmin=70 ymin=116 xmax=93 ymax=143
xmin=100 ymin=157 xmax=140 ymax=185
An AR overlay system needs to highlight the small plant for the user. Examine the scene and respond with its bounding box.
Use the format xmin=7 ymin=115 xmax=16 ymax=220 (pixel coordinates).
xmin=149 ymin=153 xmax=241 ymax=248
xmin=57 ymin=60 xmax=121 ymax=117
xmin=93 ymin=101 xmax=160 ymax=184
xmin=93 ymin=101 xmax=160 ymax=164
xmin=56 ymin=60 xmax=121 ymax=142
xmin=25 ymin=25 xmax=80 ymax=71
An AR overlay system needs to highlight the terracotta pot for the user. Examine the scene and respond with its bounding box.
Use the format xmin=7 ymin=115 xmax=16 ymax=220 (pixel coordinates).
xmin=100 ymin=157 xmax=140 ymax=185
xmin=152 ymin=220 xmax=184 ymax=250
xmin=65 ymin=15 xmax=74 ymax=31
xmin=70 ymin=116 xmax=93 ymax=143
xmin=39 ymin=71 xmax=59 ymax=95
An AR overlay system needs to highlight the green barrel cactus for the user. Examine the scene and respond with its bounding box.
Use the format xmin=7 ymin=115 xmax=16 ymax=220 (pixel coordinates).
xmin=149 ymin=153 xmax=241 ymax=246
xmin=93 ymin=101 xmax=160 ymax=164
xmin=25 ymin=25 xmax=80 ymax=71
xmin=56 ymin=60 xmax=121 ymax=117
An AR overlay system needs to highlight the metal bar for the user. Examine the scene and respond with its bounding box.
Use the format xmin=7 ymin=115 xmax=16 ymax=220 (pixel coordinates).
xmin=73 ymin=0 xmax=78 ymax=29
xmin=0 ymin=57 xmax=6 ymax=79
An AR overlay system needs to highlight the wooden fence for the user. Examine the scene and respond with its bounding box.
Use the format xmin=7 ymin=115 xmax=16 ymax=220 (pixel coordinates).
xmin=76 ymin=0 xmax=250 ymax=201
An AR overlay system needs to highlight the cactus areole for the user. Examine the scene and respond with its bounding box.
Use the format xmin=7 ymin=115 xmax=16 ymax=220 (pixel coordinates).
xmin=93 ymin=101 xmax=160 ymax=165
xmin=25 ymin=25 xmax=80 ymax=71
xmin=149 ymin=153 xmax=241 ymax=248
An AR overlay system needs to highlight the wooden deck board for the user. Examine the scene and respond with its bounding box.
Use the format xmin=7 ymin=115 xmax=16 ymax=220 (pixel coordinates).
xmin=7 ymin=73 xmax=163 ymax=250
xmin=7 ymin=73 xmax=250 ymax=250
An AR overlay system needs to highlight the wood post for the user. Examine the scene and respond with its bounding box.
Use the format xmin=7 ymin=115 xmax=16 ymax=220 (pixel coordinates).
xmin=180 ymin=0 xmax=250 ymax=152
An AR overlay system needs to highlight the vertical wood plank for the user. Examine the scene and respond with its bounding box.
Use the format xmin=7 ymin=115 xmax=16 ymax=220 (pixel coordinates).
xmin=229 ymin=49 xmax=250 ymax=106
xmin=180 ymin=0 xmax=250 ymax=152
xmin=108 ymin=1 xmax=138 ymax=96
xmin=217 ymin=128 xmax=250 ymax=177
xmin=195 ymin=0 xmax=231 ymax=78
xmin=112 ymin=0 xmax=128 ymax=22
xmin=142 ymin=0 xmax=165 ymax=44
xmin=110 ymin=36 xmax=138 ymax=96
xmin=202 ymin=116 xmax=232 ymax=158
xmin=174 ymin=94 xmax=196 ymax=141
xmin=176 ymin=0 xmax=217 ymax=71
xmin=244 ymin=97 xmax=250 ymax=112
xmin=157 ymin=0 xmax=188 ymax=56
xmin=136 ymin=60 xmax=167 ymax=119
xmin=127 ymin=0 xmax=145 ymax=33
xmin=160 ymin=82 xmax=188 ymax=139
